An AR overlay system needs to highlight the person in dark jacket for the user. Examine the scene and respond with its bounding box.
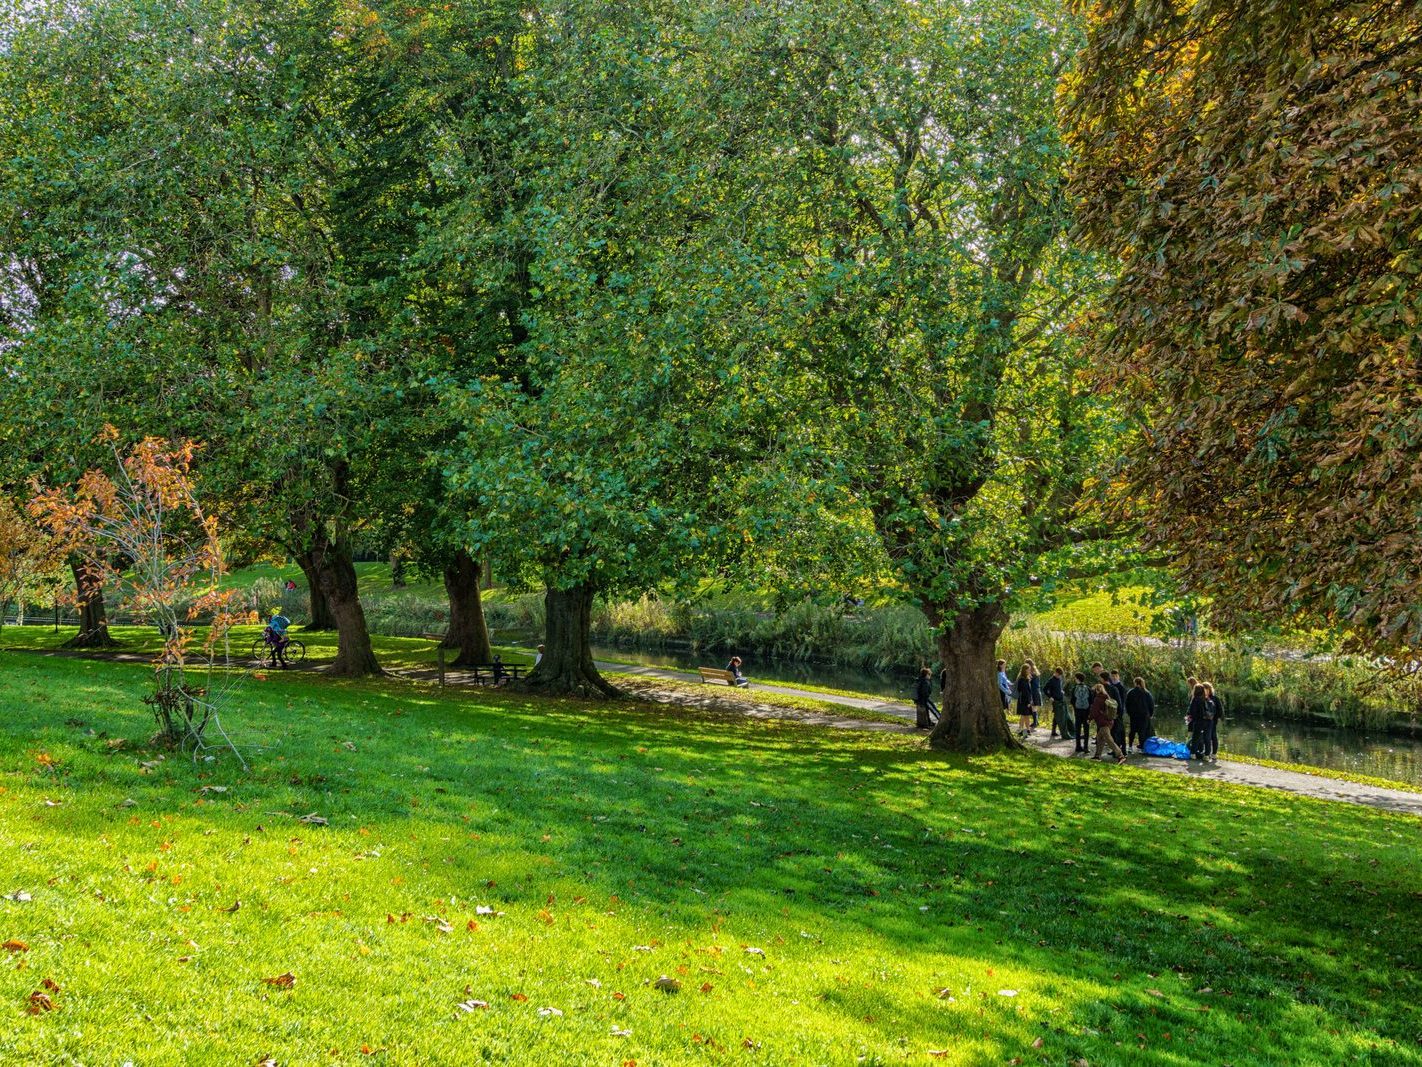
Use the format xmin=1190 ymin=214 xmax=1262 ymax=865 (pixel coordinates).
xmin=1186 ymin=683 xmax=1209 ymax=758
xmin=913 ymin=667 xmax=935 ymax=729
xmin=1027 ymin=661 xmax=1043 ymax=728
xmin=1071 ymin=672 xmax=1093 ymax=753
xmin=726 ymin=656 xmax=750 ymax=687
xmin=1124 ymin=676 xmax=1155 ymax=753
xmin=1108 ymin=670 xmax=1129 ymax=749
xmin=1044 ymin=667 xmax=1072 ymax=740
xmin=1089 ymin=684 xmax=1127 ymax=762
xmin=1015 ymin=666 xmax=1034 ymax=738
xmin=1203 ymin=682 xmax=1223 ymax=760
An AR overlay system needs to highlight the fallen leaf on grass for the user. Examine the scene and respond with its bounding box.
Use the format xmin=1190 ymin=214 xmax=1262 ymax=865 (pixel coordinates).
xmin=510 ymin=993 xmax=528 ymax=1002
xmin=3 ymin=939 xmax=29 ymax=953
xmin=611 ymin=991 xmax=626 ymax=1001
xmin=3 ymin=891 xmax=31 ymax=903
xmin=611 ymin=1027 xmax=632 ymax=1037
xmin=297 ymin=813 xmax=328 ymax=826
xmin=255 ymin=1057 xmax=278 ymax=1067
xmin=456 ymin=1000 xmax=488 ymax=1013
xmin=25 ymin=990 xmax=53 ymax=1014
xmin=262 ymin=972 xmax=296 ymax=989
xmin=744 ymin=947 xmax=765 ymax=957
xmin=200 ymin=785 xmax=228 ymax=795
xmin=1145 ymin=989 xmax=1164 ymax=998
xmin=41 ymin=978 xmax=59 ymax=993
xmin=1032 ymin=1037 xmax=1043 ymax=1048
xmin=699 ymin=982 xmax=713 ymax=994
xmin=585 ymin=978 xmax=602 ymax=989
xmin=222 ymin=900 xmax=242 ymax=914
xmin=742 ymin=1038 xmax=761 ymax=1051
xmin=928 ymin=1052 xmax=950 ymax=1059
xmin=40 ymin=799 xmax=61 ymax=808
xmin=475 ymin=906 xmax=495 ymax=916
xmin=118 ymin=798 xmax=137 ymax=808
xmin=997 ymin=989 xmax=1018 ymax=997
xmin=653 ymin=976 xmax=680 ymax=993
xmin=536 ymin=1007 xmax=563 ymax=1018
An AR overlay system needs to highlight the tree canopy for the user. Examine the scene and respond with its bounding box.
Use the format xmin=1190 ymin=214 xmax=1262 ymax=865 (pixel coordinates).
xmin=1067 ymin=0 xmax=1422 ymax=656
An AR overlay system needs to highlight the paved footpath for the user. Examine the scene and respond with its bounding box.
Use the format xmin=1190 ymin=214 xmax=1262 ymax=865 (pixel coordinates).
xmin=600 ymin=661 xmax=1422 ymax=818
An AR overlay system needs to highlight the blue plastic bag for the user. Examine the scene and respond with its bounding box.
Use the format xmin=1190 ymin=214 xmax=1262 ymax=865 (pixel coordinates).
xmin=1141 ymin=736 xmax=1191 ymax=761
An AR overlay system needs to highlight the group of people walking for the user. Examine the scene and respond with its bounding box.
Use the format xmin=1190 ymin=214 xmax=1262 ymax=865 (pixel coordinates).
xmin=912 ymin=657 xmax=1226 ymax=765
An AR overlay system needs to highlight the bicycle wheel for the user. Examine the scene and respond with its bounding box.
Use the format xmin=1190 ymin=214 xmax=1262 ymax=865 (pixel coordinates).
xmin=284 ymin=639 xmax=306 ymax=666
xmin=248 ymin=636 xmax=271 ymax=667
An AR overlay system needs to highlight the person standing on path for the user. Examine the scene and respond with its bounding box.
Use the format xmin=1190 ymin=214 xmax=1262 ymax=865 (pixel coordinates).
xmin=1204 ymin=682 xmax=1223 ymax=761
xmin=997 ymin=659 xmax=1013 ymax=712
xmin=1028 ymin=661 xmax=1043 ymax=729
xmin=913 ymin=667 xmax=936 ymax=729
xmin=1108 ymin=670 xmax=1130 ymax=750
xmin=1015 ymin=665 xmax=1035 ymax=738
xmin=1125 ymin=676 xmax=1155 ymax=753
xmin=1072 ymin=672 xmax=1093 ymax=753
xmin=1045 ymin=667 xmax=1072 ymax=740
xmin=1187 ymin=683 xmax=1209 ymax=759
xmin=1089 ymin=684 xmax=1127 ymax=763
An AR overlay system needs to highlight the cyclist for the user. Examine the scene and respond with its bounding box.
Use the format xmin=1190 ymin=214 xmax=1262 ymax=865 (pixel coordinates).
xmin=264 ymin=608 xmax=293 ymax=668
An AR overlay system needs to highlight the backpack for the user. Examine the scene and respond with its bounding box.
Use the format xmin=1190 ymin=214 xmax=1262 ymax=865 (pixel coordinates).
xmin=1073 ymin=683 xmax=1090 ymax=708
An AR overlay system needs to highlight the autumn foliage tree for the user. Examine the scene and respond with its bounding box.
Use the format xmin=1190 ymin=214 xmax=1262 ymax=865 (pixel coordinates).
xmin=30 ymin=433 xmax=249 ymax=756
xmin=1066 ymin=1 xmax=1422 ymax=655
xmin=0 ymin=496 xmax=61 ymax=626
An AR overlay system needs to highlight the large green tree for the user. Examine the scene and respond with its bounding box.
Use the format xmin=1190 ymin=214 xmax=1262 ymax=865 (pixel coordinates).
xmin=1066 ymin=1 xmax=1422 ymax=655
xmin=718 ymin=0 xmax=1116 ymax=749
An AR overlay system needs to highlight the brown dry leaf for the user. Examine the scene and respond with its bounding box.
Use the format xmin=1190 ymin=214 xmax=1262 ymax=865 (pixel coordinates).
xmin=262 ymin=972 xmax=296 ymax=989
xmin=510 ymin=993 xmax=528 ymax=1002
xmin=1032 ymin=1037 xmax=1044 ymax=1048
xmin=653 ymin=975 xmax=680 ymax=993
xmin=26 ymin=990 xmax=53 ymax=1014
xmin=611 ymin=991 xmax=626 ymax=1001
xmin=222 ymin=900 xmax=242 ymax=914
xmin=928 ymin=1052 xmax=951 ymax=1060
xmin=741 ymin=1038 xmax=761 ymax=1051
xmin=3 ymin=939 xmax=29 ymax=953
xmin=1145 ymin=989 xmax=1164 ymax=998
xmin=41 ymin=978 xmax=60 ymax=993
xmin=699 ymin=982 xmax=713 ymax=994
xmin=536 ymin=908 xmax=554 ymax=926
xmin=255 ymin=1058 xmax=279 ymax=1067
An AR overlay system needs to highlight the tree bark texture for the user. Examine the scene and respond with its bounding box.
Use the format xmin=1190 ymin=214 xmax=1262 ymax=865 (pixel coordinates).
xmin=295 ymin=553 xmax=336 ymax=631
xmin=520 ymin=582 xmax=618 ymax=698
xmin=305 ymin=535 xmax=382 ymax=676
xmin=442 ymin=548 xmax=493 ymax=666
xmin=928 ymin=601 xmax=1020 ymax=753
xmin=64 ymin=560 xmax=116 ymax=648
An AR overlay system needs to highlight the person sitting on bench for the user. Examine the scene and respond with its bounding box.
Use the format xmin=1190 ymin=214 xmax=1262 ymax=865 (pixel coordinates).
xmin=725 ymin=655 xmax=750 ymax=687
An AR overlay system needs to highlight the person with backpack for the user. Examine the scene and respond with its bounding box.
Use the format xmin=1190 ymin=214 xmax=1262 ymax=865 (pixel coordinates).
xmin=1089 ymin=683 xmax=1127 ymax=763
xmin=1044 ymin=667 xmax=1072 ymax=740
xmin=1203 ymin=682 xmax=1223 ymax=761
xmin=1124 ymin=676 xmax=1156 ymax=753
xmin=1071 ymin=672 xmax=1093 ymax=753
xmin=913 ymin=667 xmax=936 ymax=729
xmin=1014 ymin=665 xmax=1035 ymax=738
xmin=1108 ymin=670 xmax=1130 ymax=750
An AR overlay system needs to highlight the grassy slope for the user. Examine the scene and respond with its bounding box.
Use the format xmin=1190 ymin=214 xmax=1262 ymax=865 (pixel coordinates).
xmin=0 ymin=655 xmax=1419 ymax=1065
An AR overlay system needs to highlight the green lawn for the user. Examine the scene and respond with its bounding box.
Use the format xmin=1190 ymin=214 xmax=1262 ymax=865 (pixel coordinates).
xmin=0 ymin=624 xmax=536 ymax=674
xmin=1 ymin=653 xmax=1418 ymax=1065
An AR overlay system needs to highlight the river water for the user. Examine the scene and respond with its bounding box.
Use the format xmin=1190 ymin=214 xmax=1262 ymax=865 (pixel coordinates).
xmin=589 ymin=643 xmax=1422 ymax=787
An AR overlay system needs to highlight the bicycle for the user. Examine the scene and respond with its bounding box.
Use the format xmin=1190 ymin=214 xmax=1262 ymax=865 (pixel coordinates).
xmin=248 ymin=633 xmax=306 ymax=668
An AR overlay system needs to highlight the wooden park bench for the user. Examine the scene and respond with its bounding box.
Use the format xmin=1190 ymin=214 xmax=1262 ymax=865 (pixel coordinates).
xmin=698 ymin=667 xmax=746 ymax=687
xmin=469 ymin=663 xmax=526 ymax=686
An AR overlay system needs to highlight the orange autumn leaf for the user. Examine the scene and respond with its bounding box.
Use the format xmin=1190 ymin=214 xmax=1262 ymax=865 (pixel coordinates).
xmin=262 ymin=972 xmax=296 ymax=989
xmin=26 ymin=990 xmax=53 ymax=1014
xmin=510 ymin=993 xmax=528 ymax=1002
xmin=3 ymin=939 xmax=29 ymax=953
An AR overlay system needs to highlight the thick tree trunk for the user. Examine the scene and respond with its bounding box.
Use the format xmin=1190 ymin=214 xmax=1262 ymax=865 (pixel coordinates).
xmin=390 ymin=555 xmax=407 ymax=588
xmin=65 ymin=560 xmax=116 ymax=649
xmin=442 ymin=549 xmax=493 ymax=667
xmin=520 ymin=582 xmax=618 ymax=698
xmin=295 ymin=553 xmax=336 ymax=631
xmin=306 ymin=535 xmax=382 ymax=677
xmin=928 ymin=601 xmax=1020 ymax=753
